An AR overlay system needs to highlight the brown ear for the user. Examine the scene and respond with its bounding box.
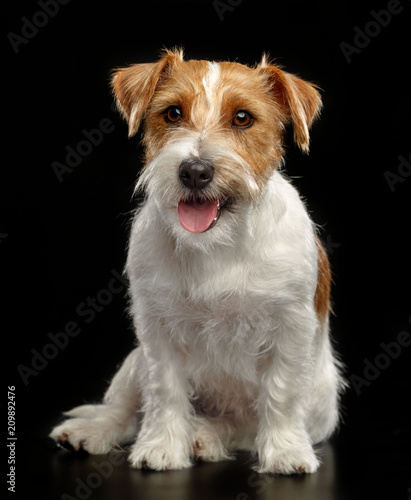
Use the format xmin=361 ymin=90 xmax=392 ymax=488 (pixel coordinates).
xmin=111 ymin=48 xmax=184 ymax=137
xmin=257 ymin=56 xmax=322 ymax=153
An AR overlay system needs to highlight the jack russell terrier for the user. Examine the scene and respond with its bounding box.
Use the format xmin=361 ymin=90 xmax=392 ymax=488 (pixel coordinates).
xmin=50 ymin=48 xmax=345 ymax=475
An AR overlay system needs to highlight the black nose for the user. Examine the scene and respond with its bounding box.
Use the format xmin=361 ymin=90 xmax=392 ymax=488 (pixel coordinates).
xmin=178 ymin=159 xmax=214 ymax=191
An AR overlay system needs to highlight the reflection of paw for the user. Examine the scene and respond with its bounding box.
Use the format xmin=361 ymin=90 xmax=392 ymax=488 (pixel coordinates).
xmin=129 ymin=435 xmax=192 ymax=470
xmin=49 ymin=417 xmax=115 ymax=455
xmin=256 ymin=446 xmax=320 ymax=475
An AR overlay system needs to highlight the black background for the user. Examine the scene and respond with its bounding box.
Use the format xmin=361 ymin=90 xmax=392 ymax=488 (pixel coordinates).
xmin=3 ymin=1 xmax=411 ymax=499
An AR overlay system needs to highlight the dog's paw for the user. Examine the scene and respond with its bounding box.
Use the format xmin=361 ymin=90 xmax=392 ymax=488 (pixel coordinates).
xmin=193 ymin=435 xmax=231 ymax=463
xmin=49 ymin=417 xmax=116 ymax=455
xmin=255 ymin=447 xmax=320 ymax=475
xmin=192 ymin=419 xmax=232 ymax=463
xmin=129 ymin=439 xmax=192 ymax=471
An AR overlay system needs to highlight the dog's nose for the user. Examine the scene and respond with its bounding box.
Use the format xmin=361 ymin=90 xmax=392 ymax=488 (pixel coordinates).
xmin=179 ymin=159 xmax=214 ymax=190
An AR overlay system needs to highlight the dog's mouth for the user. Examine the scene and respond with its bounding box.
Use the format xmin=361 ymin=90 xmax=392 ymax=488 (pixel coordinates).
xmin=177 ymin=196 xmax=221 ymax=233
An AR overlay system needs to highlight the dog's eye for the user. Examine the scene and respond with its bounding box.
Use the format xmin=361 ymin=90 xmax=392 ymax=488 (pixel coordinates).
xmin=165 ymin=106 xmax=182 ymax=124
xmin=232 ymin=110 xmax=253 ymax=128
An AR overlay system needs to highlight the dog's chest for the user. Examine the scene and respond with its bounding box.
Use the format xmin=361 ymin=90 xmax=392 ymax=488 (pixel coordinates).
xmin=148 ymin=251 xmax=281 ymax=357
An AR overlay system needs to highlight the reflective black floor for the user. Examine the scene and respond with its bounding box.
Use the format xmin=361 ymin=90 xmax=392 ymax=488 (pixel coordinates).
xmin=13 ymin=403 xmax=411 ymax=500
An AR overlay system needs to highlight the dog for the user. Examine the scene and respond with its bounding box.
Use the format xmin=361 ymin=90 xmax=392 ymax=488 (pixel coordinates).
xmin=50 ymin=48 xmax=345 ymax=475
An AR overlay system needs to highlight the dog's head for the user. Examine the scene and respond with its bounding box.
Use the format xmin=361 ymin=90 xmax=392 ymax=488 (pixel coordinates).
xmin=111 ymin=48 xmax=321 ymax=249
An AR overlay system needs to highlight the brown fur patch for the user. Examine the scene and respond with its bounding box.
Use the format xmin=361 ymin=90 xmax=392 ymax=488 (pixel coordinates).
xmin=256 ymin=59 xmax=322 ymax=153
xmin=314 ymin=235 xmax=331 ymax=324
xmin=111 ymin=48 xmax=184 ymax=137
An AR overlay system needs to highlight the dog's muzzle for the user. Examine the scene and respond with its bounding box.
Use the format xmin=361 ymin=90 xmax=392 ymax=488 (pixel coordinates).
xmin=177 ymin=159 xmax=220 ymax=233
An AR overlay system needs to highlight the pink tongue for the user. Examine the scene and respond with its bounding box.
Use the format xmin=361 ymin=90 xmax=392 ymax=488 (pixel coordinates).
xmin=178 ymin=199 xmax=219 ymax=233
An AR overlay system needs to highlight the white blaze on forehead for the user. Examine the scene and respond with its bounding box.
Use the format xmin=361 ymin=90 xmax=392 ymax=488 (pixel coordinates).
xmin=202 ymin=61 xmax=221 ymax=104
xmin=195 ymin=61 xmax=221 ymax=133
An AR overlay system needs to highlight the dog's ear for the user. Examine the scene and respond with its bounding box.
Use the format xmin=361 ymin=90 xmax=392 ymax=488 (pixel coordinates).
xmin=257 ymin=55 xmax=322 ymax=153
xmin=111 ymin=48 xmax=184 ymax=137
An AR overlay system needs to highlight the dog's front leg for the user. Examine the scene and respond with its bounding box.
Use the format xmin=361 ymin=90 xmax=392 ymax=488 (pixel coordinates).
xmin=128 ymin=334 xmax=194 ymax=471
xmin=255 ymin=309 xmax=320 ymax=475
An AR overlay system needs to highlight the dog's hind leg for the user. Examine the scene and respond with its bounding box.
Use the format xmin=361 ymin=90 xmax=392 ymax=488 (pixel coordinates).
xmin=49 ymin=347 xmax=142 ymax=454
xmin=306 ymin=326 xmax=345 ymax=445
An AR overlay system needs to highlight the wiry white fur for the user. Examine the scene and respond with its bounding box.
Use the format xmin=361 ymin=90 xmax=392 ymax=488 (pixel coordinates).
xmin=50 ymin=59 xmax=345 ymax=475
xmin=50 ymin=169 xmax=344 ymax=473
